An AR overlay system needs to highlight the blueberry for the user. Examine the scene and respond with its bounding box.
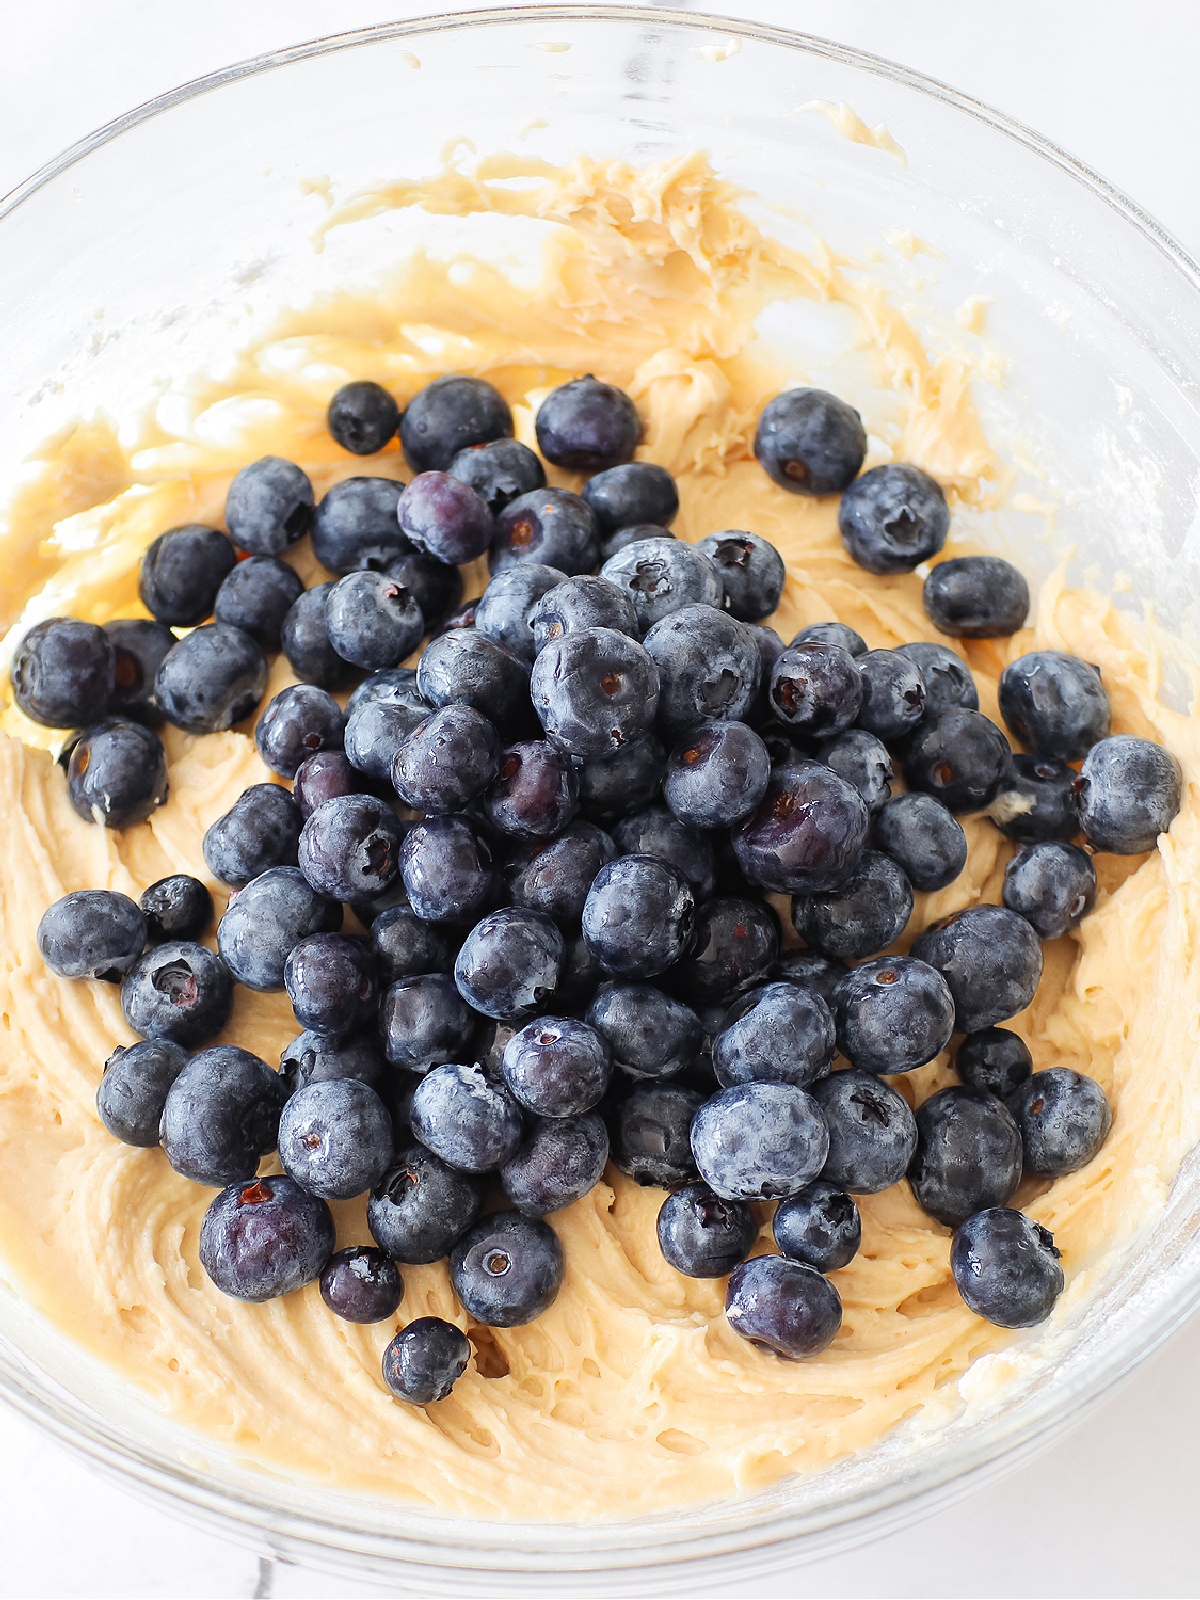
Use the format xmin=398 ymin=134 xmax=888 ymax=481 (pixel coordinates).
xmin=212 ymin=556 xmax=305 ymax=652
xmin=383 ymin=1317 xmax=472 ymax=1403
xmin=896 ymin=640 xmax=979 ymax=714
xmin=160 ymin=1045 xmax=286 ymax=1186
xmin=912 ymin=905 xmax=1043 ymax=1032
xmin=475 ymin=564 xmax=566 ymax=662
xmin=609 ymin=1082 xmax=704 ymax=1186
xmin=951 ymin=1207 xmax=1064 ymax=1327
xmin=1003 ymin=841 xmax=1096 ymax=940
xmin=327 ymin=380 xmax=400 ymax=456
xmin=530 ymin=574 xmax=639 ymax=653
xmin=345 ymin=701 xmax=428 ymax=786
xmin=669 ymin=896 xmax=778 ymax=1006
xmin=203 ymin=783 xmax=303 ymax=888
xmin=121 ymin=941 xmax=234 ymax=1047
xmin=284 ymin=932 xmax=378 ymax=1039
xmin=96 ymin=1038 xmax=188 ymax=1147
xmin=585 ymin=984 xmax=701 ymax=1080
xmin=754 ymin=387 xmax=866 ymax=496
xmin=873 ymin=792 xmax=968 ymax=892
xmin=504 ymin=820 xmax=617 ymax=928
xmin=774 ymin=1182 xmax=861 ymax=1273
xmin=643 ymin=606 xmax=761 ymax=738
xmin=501 ymin=1113 xmax=610 ymax=1216
xmin=455 ymin=908 xmax=565 ymax=1019
xmin=1076 ymin=734 xmax=1182 ymax=854
xmin=346 ymin=665 xmax=427 ymax=720
xmin=448 ymin=437 xmax=546 ymax=516
xmin=278 ymin=1078 xmax=393 ymax=1200
xmin=530 ymin=626 xmax=660 ymax=761
xmin=535 ymin=376 xmax=640 ymax=470
xmin=713 ymin=982 xmax=834 ymax=1089
xmin=837 ymin=462 xmax=949 ymax=573
xmin=657 ymin=1181 xmax=756 ymax=1278
xmin=280 ymin=582 xmax=360 ymax=691
xmin=663 ymin=722 xmax=770 ymax=830
xmin=280 ymin=1031 xmax=385 ymax=1098
xmin=855 ymin=649 xmax=927 ymax=742
xmin=411 ymin=1062 xmax=523 ymax=1174
xmin=216 ymin=866 xmax=342 ymax=991
xmin=393 ymin=706 xmax=500 ymax=815
xmin=582 ymin=461 xmax=679 ymax=535
xmin=435 ymin=598 xmax=481 ymax=637
xmin=379 ymin=972 xmax=477 ymax=1073
xmin=97 ymin=621 xmax=172 ymax=732
xmin=450 ymin=1210 xmax=564 ymax=1327
xmin=924 ymin=557 xmax=1030 ymax=638
xmin=748 ymin=623 xmax=786 ymax=721
xmin=581 ymin=855 xmax=694 ymax=980
xmin=956 ymin=1027 xmax=1033 ymax=1100
xmin=733 ymin=760 xmax=870 ymax=894
xmin=225 ymin=458 xmax=314 ymax=556
xmin=492 ymin=488 xmax=601 ymax=578
xmin=1008 ymin=1067 xmax=1111 ymax=1175
xmin=199 ymin=1175 xmax=334 ymax=1301
xmin=692 ymin=1082 xmax=828 ymax=1201
xmin=368 ymin=1145 xmax=482 ymax=1263
xmin=812 ymin=1068 xmax=918 ymax=1194
xmin=555 ymin=933 xmax=606 ymax=1011
xmin=997 ymin=650 xmax=1110 ymax=762
xmin=599 ymin=523 xmax=677 ymax=564
xmin=416 ymin=629 xmax=533 ymax=738
xmin=401 ymin=374 xmax=513 ymax=474
xmin=11 ymin=618 xmax=115 ymax=729
xmin=769 ymin=643 xmax=862 ymax=740
xmin=792 ymin=850 xmax=913 ymax=961
xmin=326 ymin=570 xmax=425 ymax=670
xmin=154 ymin=623 xmax=268 ymax=734
xmin=810 ymin=734 xmax=888 ymax=826
xmin=902 ymin=707 xmax=1012 ymax=813
xmin=311 ymin=478 xmax=408 ymax=575
xmin=612 ymin=803 xmax=715 ymax=900
xmin=600 ymin=539 xmax=724 ymax=633
xmin=398 ymin=471 xmax=494 ymax=565
xmin=66 ymin=719 xmax=168 ymax=828
xmin=576 ymin=734 xmax=666 ymax=821
xmin=834 ymin=955 xmax=955 ymax=1075
xmin=909 ymin=1086 xmax=1023 ymax=1226
xmin=989 ymin=754 xmax=1080 ymax=845
xmin=695 ymin=530 xmax=786 ymax=622
xmin=726 ymin=1254 xmax=843 ymax=1360
xmin=255 ymin=686 xmax=345 ymax=779
xmin=501 ymin=1016 xmax=612 ymax=1117
xmin=298 ymin=794 xmax=404 ymax=901
xmin=400 ymin=816 xmax=497 ymax=924
xmin=384 ymin=547 xmax=463 ymax=630
xmin=138 ymin=523 xmax=236 ymax=625
xmin=771 ymin=950 xmax=848 ymax=1011
xmin=791 ymin=620 xmax=867 ymax=658
xmin=483 ymin=740 xmax=579 ymax=840
xmin=320 ymin=1246 xmax=403 ymax=1323
xmin=293 ymin=750 xmax=367 ymax=819
xmin=139 ymin=875 xmax=212 ymax=944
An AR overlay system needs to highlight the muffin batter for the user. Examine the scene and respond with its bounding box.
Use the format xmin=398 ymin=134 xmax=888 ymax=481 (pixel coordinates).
xmin=0 ymin=153 xmax=1196 ymax=1518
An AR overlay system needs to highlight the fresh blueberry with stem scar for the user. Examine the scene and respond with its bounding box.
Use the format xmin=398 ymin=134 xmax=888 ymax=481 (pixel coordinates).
xmin=695 ymin=530 xmax=787 ymax=622
xmin=454 ymin=907 xmax=565 ymax=1020
xmin=773 ymin=1182 xmax=861 ymax=1274
xmin=11 ymin=618 xmax=116 ymax=729
xmin=397 ymin=471 xmax=494 ymax=566
xmin=670 ymin=895 xmax=779 ymax=1007
xmin=733 ymin=760 xmax=870 ymax=895
xmin=281 ymin=583 xmax=360 ymax=692
xmin=400 ymin=374 xmax=513 ymax=474
xmin=327 ymin=380 xmax=400 ymax=456
xmin=754 ymin=386 xmax=866 ymax=495
xmin=530 ymin=626 xmax=660 ymax=759
xmin=581 ymin=855 xmax=694 ymax=980
xmin=855 ymin=649 xmax=926 ymax=742
xmin=255 ymin=685 xmax=346 ymax=779
xmin=492 ymin=489 xmax=600 ymax=577
xmin=643 ymin=605 xmax=761 ymax=739
xmin=160 ymin=1045 xmax=287 ymax=1187
xmin=531 ymin=574 xmax=640 ymax=652
xmin=769 ymin=642 xmax=862 ymax=740
xmin=989 ymin=754 xmax=1081 ymax=846
xmin=834 ymin=955 xmax=955 ymax=1076
xmin=278 ymin=1078 xmax=394 ymax=1200
xmin=609 ymin=1081 xmax=705 ymax=1187
xmin=873 ymin=792 xmax=968 ymax=892
xmin=1075 ymin=734 xmax=1182 ymax=854
xmin=121 ymin=941 xmax=233 ymax=1047
xmin=292 ymin=750 xmax=366 ymax=819
xmin=346 ymin=664 xmax=428 ymax=719
xmin=483 ymin=740 xmax=580 ymax=841
xmin=956 ymin=1027 xmax=1033 ymax=1100
xmin=345 ymin=700 xmax=428 ymax=785
xmin=909 ymin=1086 xmax=1023 ymax=1227
xmin=448 ymin=437 xmax=546 ymax=517
xmin=950 ymin=1207 xmax=1064 ymax=1328
xmin=1003 ymin=841 xmax=1096 ymax=940
xmin=138 ymin=524 xmax=236 ymax=626
xmin=66 ymin=720 xmax=168 ymax=828
xmin=712 ymin=981 xmax=834 ymax=1089
xmin=1007 ymin=1068 xmax=1111 ymax=1176
xmin=279 ymin=1032 xmax=385 ymax=1098
xmin=896 ymin=640 xmax=979 ymax=714
xmin=410 ymin=1062 xmax=524 ymax=1174
xmin=367 ymin=1145 xmax=482 ymax=1264
xmin=283 ymin=932 xmax=378 ymax=1040
xmin=837 ymin=462 xmax=949 ymax=573
xmin=225 ymin=457 xmax=314 ymax=556
xmin=416 ymin=629 xmax=533 ymax=739
xmin=325 ymin=570 xmax=425 ymax=670
xmin=691 ymin=1082 xmax=829 ymax=1202
xmin=154 ymin=623 xmax=268 ymax=735
xmin=311 ymin=478 xmax=408 ymax=576
xmin=535 ymin=375 xmax=641 ymax=471
xmin=599 ymin=539 xmax=724 ymax=633
xmin=664 ymin=722 xmax=771 ymax=830
xmin=203 ymin=783 xmax=303 ymax=888
xmin=383 ymin=1318 xmax=472 ymax=1403
xmin=816 ymin=728 xmax=892 ymax=818
xmin=450 ymin=1210 xmax=565 ymax=1327
xmin=586 ymin=983 xmax=703 ymax=1080
xmin=140 ymin=876 xmax=212 ymax=945
xmin=392 ymin=706 xmax=500 ymax=815
xmin=383 ymin=546 xmax=462 ymax=630
xmin=657 ymin=1181 xmax=756 ymax=1278
xmin=298 ymin=794 xmax=404 ymax=902
xmin=104 ymin=618 xmax=176 ymax=727
xmin=475 ymin=564 xmax=567 ymax=662
xmin=998 ymin=650 xmax=1111 ymax=762
xmin=501 ymin=1016 xmax=613 ymax=1118
xmin=319 ymin=1246 xmax=403 ymax=1323
xmin=902 ymin=707 xmax=1012 ymax=814
xmin=501 ymin=1113 xmax=610 ymax=1216
xmin=216 ymin=866 xmax=342 ymax=993
xmin=504 ymin=820 xmax=618 ymax=929
xmin=582 ymin=461 xmax=679 ymax=535
xmin=912 ymin=904 xmax=1043 ymax=1033
xmin=725 ymin=1255 xmax=842 ymax=1359
xmin=400 ymin=815 xmax=498 ymax=925
xmin=923 ymin=556 xmax=1030 ymax=638
xmin=96 ymin=1039 xmax=188 ymax=1147
xmin=792 ymin=850 xmax=913 ymax=962
xmin=612 ymin=803 xmax=715 ymax=900
xmin=379 ymin=972 xmax=478 ymax=1074
xmin=214 ymin=557 xmax=305 ymax=652
xmin=812 ymin=1068 xmax=917 ymax=1194
xmin=199 ymin=1175 xmax=334 ymax=1302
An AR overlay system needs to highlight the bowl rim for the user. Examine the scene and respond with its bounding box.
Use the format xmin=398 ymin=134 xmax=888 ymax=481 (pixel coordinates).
xmin=3 ymin=4 xmax=1200 ymax=1586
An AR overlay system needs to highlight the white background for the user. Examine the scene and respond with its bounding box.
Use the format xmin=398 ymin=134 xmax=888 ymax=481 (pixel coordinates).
xmin=3 ymin=4 xmax=1200 ymax=1597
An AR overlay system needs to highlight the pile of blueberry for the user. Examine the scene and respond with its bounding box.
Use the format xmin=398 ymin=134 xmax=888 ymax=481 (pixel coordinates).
xmin=25 ymin=373 xmax=1183 ymax=1407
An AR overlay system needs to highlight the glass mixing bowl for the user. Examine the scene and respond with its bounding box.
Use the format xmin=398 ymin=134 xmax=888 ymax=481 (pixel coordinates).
xmin=2 ymin=6 xmax=1200 ymax=1591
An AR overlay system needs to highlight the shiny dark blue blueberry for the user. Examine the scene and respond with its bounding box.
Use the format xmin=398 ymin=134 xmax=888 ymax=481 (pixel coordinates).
xmin=837 ymin=462 xmax=949 ymax=573
xmin=475 ymin=564 xmax=566 ymax=662
xmin=400 ymin=815 xmax=497 ymax=924
xmin=791 ymin=620 xmax=867 ymax=658
xmin=599 ymin=539 xmax=723 ymax=633
xmin=199 ymin=1175 xmax=334 ymax=1301
xmin=368 ymin=1145 xmax=482 ymax=1263
xmin=643 ymin=605 xmax=760 ymax=738
xmin=401 ymin=374 xmax=513 ymax=474
xmin=774 ymin=1182 xmax=860 ymax=1273
xmin=454 ymin=908 xmax=565 ymax=1020
xmin=692 ymin=1082 xmax=828 ymax=1201
xmin=772 ymin=949 xmax=848 ymax=1011
xmin=66 ymin=719 xmax=167 ymax=828
xmin=140 ymin=875 xmax=212 ymax=944
xmin=813 ymin=1067 xmax=917 ymax=1194
xmin=663 ymin=722 xmax=770 ymax=830
xmin=154 ymin=622 xmax=268 ymax=734
xmin=834 ymin=955 xmax=955 ymax=1075
xmin=896 ymin=640 xmax=979 ymax=714
xmin=501 ymin=1016 xmax=612 ymax=1117
xmin=535 ymin=376 xmax=640 ymax=471
xmin=379 ymin=972 xmax=477 ymax=1074
xmin=345 ymin=699 xmax=427 ymax=786
xmin=492 ymin=488 xmax=600 ymax=577
xmin=956 ymin=1027 xmax=1033 ymax=1100
xmin=657 ymin=1181 xmax=756 ymax=1278
xmin=501 ymin=1113 xmax=609 ymax=1216
xmin=1008 ymin=1067 xmax=1111 ymax=1176
xmin=531 ymin=574 xmax=639 ymax=652
xmin=293 ymin=750 xmax=366 ymax=820
xmin=990 ymin=754 xmax=1080 ymax=845
xmin=216 ymin=866 xmax=342 ymax=992
xmin=11 ymin=618 xmax=115 ymax=729
xmin=1076 ymin=734 xmax=1182 ymax=854
xmin=383 ymin=1317 xmax=472 ymax=1402
xmin=384 ymin=546 xmax=462 ymax=629
xmin=696 ymin=530 xmax=786 ymax=622
xmin=998 ymin=650 xmax=1111 ymax=762
xmin=733 ymin=760 xmax=869 ymax=895
xmin=817 ymin=728 xmax=892 ymax=817
xmin=96 ymin=1038 xmax=188 ymax=1147
xmin=448 ymin=437 xmax=546 ymax=516
xmin=581 ymin=855 xmax=694 ymax=980
xmin=283 ymin=932 xmax=377 ymax=1039
xmin=576 ymin=734 xmax=666 ymax=821
xmin=769 ymin=642 xmax=862 ymax=740
xmin=609 ymin=1082 xmax=704 ymax=1187
xmin=320 ymin=1246 xmax=403 ymax=1323
xmin=160 ymin=1045 xmax=287 ymax=1186
xmin=278 ymin=1078 xmax=393 ymax=1199
xmin=874 ymin=792 xmax=968 ymax=892
xmin=909 ymin=1086 xmax=1023 ymax=1226
xmin=105 ymin=618 xmax=175 ymax=727
xmin=398 ymin=471 xmax=494 ymax=565
xmin=612 ymin=803 xmax=715 ymax=900
xmin=225 ymin=457 xmax=314 ymax=556
xmin=912 ymin=904 xmax=1043 ymax=1032
xmin=280 ymin=1031 xmax=385 ymax=1098
xmin=213 ymin=556 xmax=304 ymax=652
xmin=670 ymin=896 xmax=778 ymax=1006
xmin=599 ymin=523 xmax=676 ymax=564
xmin=346 ymin=665 xmax=426 ymax=719
xmin=1003 ymin=841 xmax=1096 ymax=940
xmin=450 ymin=1210 xmax=564 ymax=1327
xmin=203 ymin=782 xmax=303 ymax=887
xmin=298 ymin=794 xmax=403 ymax=901
xmin=531 ymin=626 xmax=659 ymax=759
xmin=924 ymin=556 xmax=1030 ymax=638
xmin=326 ymin=570 xmax=425 ymax=670
xmin=713 ymin=981 xmax=834 ymax=1089
xmin=586 ymin=983 xmax=702 ymax=1080
xmin=726 ymin=1254 xmax=842 ymax=1358
xmin=755 ymin=387 xmax=866 ymax=496
xmin=483 ymin=740 xmax=579 ymax=840
xmin=951 ymin=1207 xmax=1064 ymax=1328
xmin=416 ymin=628 xmax=532 ymax=738
xmin=902 ymin=707 xmax=1012 ymax=814
xmin=582 ymin=461 xmax=678 ymax=535
xmin=792 ymin=849 xmax=913 ymax=962
xmin=327 ymin=381 xmax=400 ymax=455
xmin=311 ymin=477 xmax=407 ymax=575
xmin=855 ymin=649 xmax=926 ymax=742
xmin=121 ymin=941 xmax=233 ymax=1046
xmin=280 ymin=582 xmax=358 ymax=691
xmin=504 ymin=820 xmax=617 ymax=928
xmin=393 ymin=706 xmax=500 ymax=815
xmin=138 ymin=523 xmax=236 ymax=626
xmin=255 ymin=685 xmax=345 ymax=779
xmin=412 ymin=1062 xmax=523 ymax=1173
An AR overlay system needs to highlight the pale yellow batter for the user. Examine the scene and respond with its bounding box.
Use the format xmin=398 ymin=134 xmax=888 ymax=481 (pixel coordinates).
xmin=0 ymin=153 xmax=1196 ymax=1519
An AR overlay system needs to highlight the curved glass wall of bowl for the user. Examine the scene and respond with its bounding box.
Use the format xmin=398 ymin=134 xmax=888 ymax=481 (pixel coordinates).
xmin=1 ymin=6 xmax=1200 ymax=1590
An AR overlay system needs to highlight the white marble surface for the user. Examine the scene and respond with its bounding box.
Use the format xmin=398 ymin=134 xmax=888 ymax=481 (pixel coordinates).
xmin=3 ymin=3 xmax=1200 ymax=1595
